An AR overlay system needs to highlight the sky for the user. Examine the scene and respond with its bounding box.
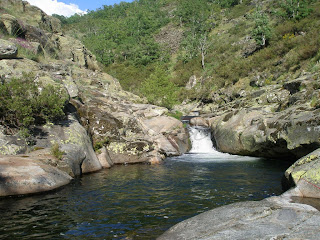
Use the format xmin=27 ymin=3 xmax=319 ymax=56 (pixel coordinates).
xmin=26 ymin=0 xmax=134 ymax=17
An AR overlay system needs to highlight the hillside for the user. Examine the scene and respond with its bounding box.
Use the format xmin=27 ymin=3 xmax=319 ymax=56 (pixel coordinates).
xmin=57 ymin=0 xmax=320 ymax=109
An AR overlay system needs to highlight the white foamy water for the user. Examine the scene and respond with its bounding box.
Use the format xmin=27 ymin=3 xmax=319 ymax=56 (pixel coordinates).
xmin=185 ymin=126 xmax=259 ymax=162
xmin=189 ymin=126 xmax=217 ymax=153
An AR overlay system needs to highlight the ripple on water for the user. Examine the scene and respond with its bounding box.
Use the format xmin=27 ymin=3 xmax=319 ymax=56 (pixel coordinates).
xmin=0 ymin=155 xmax=291 ymax=239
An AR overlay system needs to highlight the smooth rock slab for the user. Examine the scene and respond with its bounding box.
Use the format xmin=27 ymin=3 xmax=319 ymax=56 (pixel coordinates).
xmin=0 ymin=155 xmax=72 ymax=197
xmin=158 ymin=196 xmax=320 ymax=240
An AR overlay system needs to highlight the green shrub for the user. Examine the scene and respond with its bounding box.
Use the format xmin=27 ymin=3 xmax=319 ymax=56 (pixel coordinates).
xmin=0 ymin=73 xmax=68 ymax=132
xmin=51 ymin=143 xmax=65 ymax=160
xmin=251 ymin=9 xmax=272 ymax=47
xmin=93 ymin=137 xmax=110 ymax=151
xmin=167 ymin=111 xmax=183 ymax=120
xmin=139 ymin=67 xmax=179 ymax=109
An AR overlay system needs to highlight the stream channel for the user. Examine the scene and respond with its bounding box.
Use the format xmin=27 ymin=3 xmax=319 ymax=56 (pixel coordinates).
xmin=0 ymin=127 xmax=292 ymax=239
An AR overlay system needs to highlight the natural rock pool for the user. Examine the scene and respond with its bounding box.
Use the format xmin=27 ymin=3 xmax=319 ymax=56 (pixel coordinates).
xmin=0 ymin=153 xmax=291 ymax=239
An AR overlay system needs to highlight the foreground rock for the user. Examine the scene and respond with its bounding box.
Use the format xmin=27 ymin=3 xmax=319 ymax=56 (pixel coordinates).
xmin=158 ymin=194 xmax=320 ymax=240
xmin=0 ymin=155 xmax=72 ymax=197
xmin=284 ymin=148 xmax=320 ymax=198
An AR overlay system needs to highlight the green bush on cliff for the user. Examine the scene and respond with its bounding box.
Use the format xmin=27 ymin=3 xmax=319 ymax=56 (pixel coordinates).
xmin=0 ymin=73 xmax=68 ymax=132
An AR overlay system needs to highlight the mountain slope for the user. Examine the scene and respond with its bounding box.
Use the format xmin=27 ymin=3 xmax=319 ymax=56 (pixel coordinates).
xmin=58 ymin=0 xmax=320 ymax=108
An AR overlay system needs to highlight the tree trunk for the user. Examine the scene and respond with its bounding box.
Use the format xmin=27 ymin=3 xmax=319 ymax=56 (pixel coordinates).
xmin=201 ymin=49 xmax=205 ymax=69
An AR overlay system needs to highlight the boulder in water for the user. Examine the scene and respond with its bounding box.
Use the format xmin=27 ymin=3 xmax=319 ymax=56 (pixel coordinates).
xmin=189 ymin=117 xmax=208 ymax=127
xmin=0 ymin=155 xmax=72 ymax=197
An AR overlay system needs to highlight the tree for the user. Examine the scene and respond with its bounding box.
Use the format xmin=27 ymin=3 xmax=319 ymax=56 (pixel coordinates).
xmin=140 ymin=67 xmax=178 ymax=109
xmin=280 ymin=0 xmax=313 ymax=20
xmin=251 ymin=10 xmax=272 ymax=47
xmin=176 ymin=0 xmax=213 ymax=67
xmin=199 ymin=34 xmax=209 ymax=69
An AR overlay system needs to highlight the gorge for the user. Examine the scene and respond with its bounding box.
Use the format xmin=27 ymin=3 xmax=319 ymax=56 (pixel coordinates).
xmin=1 ymin=0 xmax=320 ymax=239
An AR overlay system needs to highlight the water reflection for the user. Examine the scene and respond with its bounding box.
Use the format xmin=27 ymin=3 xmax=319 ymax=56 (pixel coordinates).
xmin=0 ymin=155 xmax=291 ymax=239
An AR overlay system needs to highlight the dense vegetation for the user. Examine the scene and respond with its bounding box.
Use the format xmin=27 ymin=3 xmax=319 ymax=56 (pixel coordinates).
xmin=0 ymin=74 xmax=68 ymax=135
xmin=56 ymin=0 xmax=320 ymax=108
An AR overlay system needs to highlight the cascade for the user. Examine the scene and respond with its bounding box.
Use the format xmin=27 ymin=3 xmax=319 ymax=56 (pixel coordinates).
xmin=188 ymin=126 xmax=218 ymax=154
xmin=187 ymin=126 xmax=260 ymax=161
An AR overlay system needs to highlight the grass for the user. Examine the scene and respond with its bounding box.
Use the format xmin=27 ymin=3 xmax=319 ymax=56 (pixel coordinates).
xmin=51 ymin=143 xmax=65 ymax=160
xmin=167 ymin=111 xmax=183 ymax=120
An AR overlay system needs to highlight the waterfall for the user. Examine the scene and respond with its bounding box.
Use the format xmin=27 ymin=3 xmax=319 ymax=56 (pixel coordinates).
xmin=185 ymin=126 xmax=260 ymax=162
xmin=188 ymin=126 xmax=218 ymax=154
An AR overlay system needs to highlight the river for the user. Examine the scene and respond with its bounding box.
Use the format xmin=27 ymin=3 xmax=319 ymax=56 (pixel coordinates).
xmin=0 ymin=127 xmax=292 ymax=239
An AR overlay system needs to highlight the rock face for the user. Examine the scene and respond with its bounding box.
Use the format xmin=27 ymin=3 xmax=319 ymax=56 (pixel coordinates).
xmin=0 ymin=155 xmax=72 ymax=197
xmin=284 ymin=148 xmax=320 ymax=198
xmin=0 ymin=114 xmax=103 ymax=177
xmin=209 ymin=107 xmax=320 ymax=159
xmin=158 ymin=195 xmax=320 ymax=240
xmin=0 ymin=39 xmax=18 ymax=59
xmin=35 ymin=115 xmax=103 ymax=176
xmin=203 ymin=73 xmax=320 ymax=160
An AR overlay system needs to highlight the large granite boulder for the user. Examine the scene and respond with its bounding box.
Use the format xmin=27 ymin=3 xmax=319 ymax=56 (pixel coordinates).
xmin=284 ymin=148 xmax=320 ymax=198
xmin=158 ymin=195 xmax=320 ymax=240
xmin=0 ymin=155 xmax=72 ymax=197
xmin=0 ymin=114 xmax=102 ymax=177
xmin=142 ymin=116 xmax=190 ymax=156
xmin=189 ymin=117 xmax=208 ymax=127
xmin=33 ymin=114 xmax=102 ymax=176
xmin=209 ymin=107 xmax=320 ymax=159
xmin=0 ymin=39 xmax=18 ymax=59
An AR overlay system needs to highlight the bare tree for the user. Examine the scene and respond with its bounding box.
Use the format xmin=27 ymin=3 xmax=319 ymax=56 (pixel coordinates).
xmin=198 ymin=34 xmax=209 ymax=69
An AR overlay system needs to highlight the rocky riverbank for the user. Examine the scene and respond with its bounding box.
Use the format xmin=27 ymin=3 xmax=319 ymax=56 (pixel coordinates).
xmin=158 ymin=149 xmax=320 ymax=239
xmin=160 ymin=49 xmax=320 ymax=240
xmin=0 ymin=0 xmax=190 ymax=197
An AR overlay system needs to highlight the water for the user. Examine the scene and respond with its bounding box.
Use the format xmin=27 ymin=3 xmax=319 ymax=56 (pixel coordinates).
xmin=0 ymin=127 xmax=292 ymax=239
xmin=189 ymin=126 xmax=217 ymax=153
